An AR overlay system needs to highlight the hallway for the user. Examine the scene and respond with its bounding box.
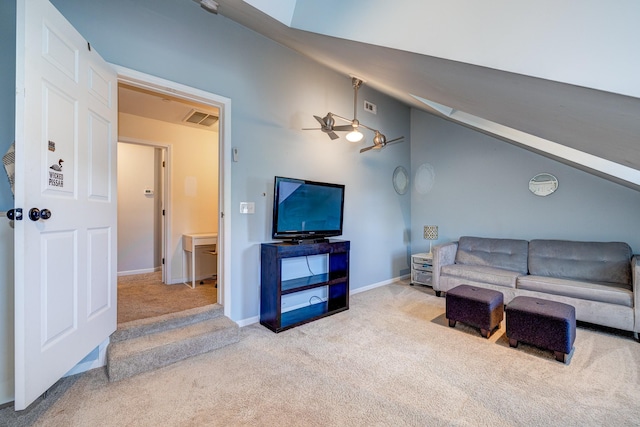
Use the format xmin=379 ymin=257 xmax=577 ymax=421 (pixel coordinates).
xmin=117 ymin=272 xmax=216 ymax=324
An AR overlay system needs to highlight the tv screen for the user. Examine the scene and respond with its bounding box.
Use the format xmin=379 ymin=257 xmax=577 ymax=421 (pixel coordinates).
xmin=272 ymin=176 xmax=345 ymax=241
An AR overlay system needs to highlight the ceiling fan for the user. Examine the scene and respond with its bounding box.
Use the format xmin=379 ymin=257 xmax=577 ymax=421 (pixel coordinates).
xmin=303 ymin=77 xmax=404 ymax=153
xmin=359 ymin=131 xmax=404 ymax=153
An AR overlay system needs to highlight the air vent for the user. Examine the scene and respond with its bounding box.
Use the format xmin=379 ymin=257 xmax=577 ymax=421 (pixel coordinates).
xmin=183 ymin=109 xmax=219 ymax=127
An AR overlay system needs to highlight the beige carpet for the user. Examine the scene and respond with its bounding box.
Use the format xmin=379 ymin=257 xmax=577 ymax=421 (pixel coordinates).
xmin=117 ymin=272 xmax=216 ymax=324
xmin=3 ymin=280 xmax=640 ymax=426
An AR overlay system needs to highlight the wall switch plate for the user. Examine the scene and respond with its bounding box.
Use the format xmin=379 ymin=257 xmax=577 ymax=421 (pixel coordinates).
xmin=240 ymin=202 xmax=255 ymax=214
xmin=364 ymin=100 xmax=377 ymax=114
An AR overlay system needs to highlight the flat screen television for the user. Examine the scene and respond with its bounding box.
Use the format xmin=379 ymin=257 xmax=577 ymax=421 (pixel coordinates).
xmin=272 ymin=176 xmax=345 ymax=242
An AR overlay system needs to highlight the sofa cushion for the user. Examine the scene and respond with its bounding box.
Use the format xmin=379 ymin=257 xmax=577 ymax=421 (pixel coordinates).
xmin=455 ymin=236 xmax=529 ymax=274
xmin=528 ymin=240 xmax=632 ymax=286
xmin=517 ymin=275 xmax=633 ymax=307
xmin=441 ymin=264 xmax=520 ymax=288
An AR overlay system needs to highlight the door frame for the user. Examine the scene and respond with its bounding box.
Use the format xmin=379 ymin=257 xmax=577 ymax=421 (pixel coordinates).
xmin=117 ymin=139 xmax=171 ymax=283
xmin=115 ymin=66 xmax=232 ymax=316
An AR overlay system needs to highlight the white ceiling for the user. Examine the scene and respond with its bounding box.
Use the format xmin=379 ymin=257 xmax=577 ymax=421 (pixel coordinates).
xmin=208 ymin=0 xmax=640 ymax=190
xmin=118 ymin=84 xmax=219 ymax=132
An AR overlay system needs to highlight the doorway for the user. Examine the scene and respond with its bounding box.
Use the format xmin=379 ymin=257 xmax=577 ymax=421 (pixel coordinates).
xmin=115 ymin=70 xmax=230 ymax=322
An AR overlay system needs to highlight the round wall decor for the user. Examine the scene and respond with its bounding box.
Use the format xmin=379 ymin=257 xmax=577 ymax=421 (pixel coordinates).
xmin=393 ymin=166 xmax=409 ymax=194
xmin=415 ymin=163 xmax=435 ymax=195
xmin=529 ymin=173 xmax=558 ymax=196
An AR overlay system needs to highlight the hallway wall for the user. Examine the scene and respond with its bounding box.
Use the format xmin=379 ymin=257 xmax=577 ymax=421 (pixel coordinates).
xmin=117 ymin=143 xmax=162 ymax=275
xmin=118 ymin=113 xmax=218 ymax=284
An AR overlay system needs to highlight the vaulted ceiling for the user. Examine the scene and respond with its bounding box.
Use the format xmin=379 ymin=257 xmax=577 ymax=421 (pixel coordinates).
xmin=210 ymin=0 xmax=640 ymax=190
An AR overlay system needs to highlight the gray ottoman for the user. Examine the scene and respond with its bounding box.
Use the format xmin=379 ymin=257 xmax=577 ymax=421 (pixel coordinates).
xmin=506 ymin=296 xmax=576 ymax=363
xmin=446 ymin=285 xmax=504 ymax=338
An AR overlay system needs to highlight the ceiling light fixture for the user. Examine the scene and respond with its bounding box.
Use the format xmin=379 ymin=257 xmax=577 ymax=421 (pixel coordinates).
xmin=346 ymin=130 xmax=363 ymax=142
xmin=303 ymin=77 xmax=404 ymax=153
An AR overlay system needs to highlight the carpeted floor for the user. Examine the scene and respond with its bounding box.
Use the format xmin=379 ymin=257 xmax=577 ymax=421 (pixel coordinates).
xmin=117 ymin=272 xmax=217 ymax=324
xmin=3 ymin=280 xmax=640 ymax=426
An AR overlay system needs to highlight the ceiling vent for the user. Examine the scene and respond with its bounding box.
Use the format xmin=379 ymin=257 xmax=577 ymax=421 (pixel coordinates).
xmin=183 ymin=109 xmax=219 ymax=127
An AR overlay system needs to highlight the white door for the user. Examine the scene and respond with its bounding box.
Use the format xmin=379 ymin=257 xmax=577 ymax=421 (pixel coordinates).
xmin=14 ymin=0 xmax=117 ymax=410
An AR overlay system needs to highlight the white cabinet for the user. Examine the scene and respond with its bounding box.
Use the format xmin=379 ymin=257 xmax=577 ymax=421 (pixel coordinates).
xmin=411 ymin=252 xmax=433 ymax=287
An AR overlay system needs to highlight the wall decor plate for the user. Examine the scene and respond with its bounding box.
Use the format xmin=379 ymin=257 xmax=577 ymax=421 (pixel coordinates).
xmin=415 ymin=163 xmax=435 ymax=194
xmin=529 ymin=173 xmax=558 ymax=196
xmin=393 ymin=166 xmax=409 ymax=194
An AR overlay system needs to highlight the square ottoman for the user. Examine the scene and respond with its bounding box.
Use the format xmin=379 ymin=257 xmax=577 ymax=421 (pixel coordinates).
xmin=446 ymin=285 xmax=504 ymax=338
xmin=506 ymin=296 xmax=576 ymax=363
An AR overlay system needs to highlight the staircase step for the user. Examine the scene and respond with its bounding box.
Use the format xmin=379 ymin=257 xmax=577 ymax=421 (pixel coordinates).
xmin=107 ymin=315 xmax=239 ymax=382
xmin=111 ymin=304 xmax=224 ymax=343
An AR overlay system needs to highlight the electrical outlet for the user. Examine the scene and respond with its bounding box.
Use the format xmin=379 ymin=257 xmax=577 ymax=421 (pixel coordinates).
xmin=364 ymin=100 xmax=377 ymax=114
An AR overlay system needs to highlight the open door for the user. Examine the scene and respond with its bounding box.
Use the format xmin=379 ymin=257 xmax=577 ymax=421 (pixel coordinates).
xmin=14 ymin=0 xmax=117 ymax=410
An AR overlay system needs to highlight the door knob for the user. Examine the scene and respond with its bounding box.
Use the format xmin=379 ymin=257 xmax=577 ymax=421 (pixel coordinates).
xmin=28 ymin=208 xmax=52 ymax=221
xmin=29 ymin=208 xmax=41 ymax=221
xmin=7 ymin=208 xmax=22 ymax=221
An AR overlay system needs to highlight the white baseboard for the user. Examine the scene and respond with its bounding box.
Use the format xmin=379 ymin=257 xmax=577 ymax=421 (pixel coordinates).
xmin=350 ymin=274 xmax=409 ymax=295
xmin=236 ymin=275 xmax=410 ymax=328
xmin=236 ymin=315 xmax=259 ymax=328
xmin=118 ymin=267 xmax=161 ymax=277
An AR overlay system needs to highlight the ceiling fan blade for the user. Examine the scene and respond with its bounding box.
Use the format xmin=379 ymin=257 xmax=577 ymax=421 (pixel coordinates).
xmin=302 ymin=127 xmax=322 ymax=130
xmin=313 ymin=115 xmax=327 ymax=126
xmin=327 ymin=132 xmax=340 ymax=140
xmin=333 ymin=125 xmax=354 ymax=132
xmin=380 ymin=136 xmax=404 ymax=148
xmin=359 ymin=145 xmax=376 ymax=153
xmin=385 ymin=136 xmax=405 ymax=145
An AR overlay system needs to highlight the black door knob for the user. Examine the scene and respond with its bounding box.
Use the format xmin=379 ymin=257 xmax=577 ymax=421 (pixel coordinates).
xmin=29 ymin=208 xmax=41 ymax=221
xmin=7 ymin=209 xmax=23 ymax=221
xmin=40 ymin=209 xmax=52 ymax=220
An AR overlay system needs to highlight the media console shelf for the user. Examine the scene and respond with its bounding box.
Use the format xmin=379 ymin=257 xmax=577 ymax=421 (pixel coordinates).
xmin=260 ymin=240 xmax=350 ymax=333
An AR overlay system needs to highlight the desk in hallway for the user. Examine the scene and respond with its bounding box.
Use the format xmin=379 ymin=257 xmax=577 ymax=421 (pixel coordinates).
xmin=183 ymin=232 xmax=217 ymax=288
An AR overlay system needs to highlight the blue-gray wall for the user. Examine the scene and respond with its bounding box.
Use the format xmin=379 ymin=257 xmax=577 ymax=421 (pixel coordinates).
xmin=50 ymin=0 xmax=412 ymax=322
xmin=0 ymin=1 xmax=16 ymax=210
xmin=410 ymin=110 xmax=640 ymax=253
xmin=6 ymin=0 xmax=639 ymax=323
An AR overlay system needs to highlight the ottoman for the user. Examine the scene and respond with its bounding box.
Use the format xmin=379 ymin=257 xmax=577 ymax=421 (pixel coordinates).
xmin=506 ymin=296 xmax=576 ymax=363
xmin=446 ymin=285 xmax=504 ymax=338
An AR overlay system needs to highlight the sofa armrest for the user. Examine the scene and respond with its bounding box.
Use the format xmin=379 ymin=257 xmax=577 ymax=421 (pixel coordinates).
xmin=432 ymin=242 xmax=458 ymax=292
xmin=633 ymin=255 xmax=640 ymax=335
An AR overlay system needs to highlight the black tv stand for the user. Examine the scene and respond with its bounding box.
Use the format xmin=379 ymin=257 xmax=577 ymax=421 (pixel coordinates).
xmin=260 ymin=240 xmax=349 ymax=332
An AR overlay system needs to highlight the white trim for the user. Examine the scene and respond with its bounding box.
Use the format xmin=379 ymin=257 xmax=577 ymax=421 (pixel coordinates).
xmin=350 ymin=275 xmax=409 ymax=295
xmin=113 ymin=65 xmax=233 ymax=318
xmin=236 ymin=316 xmax=259 ymax=328
xmin=235 ymin=276 xmax=411 ymax=328
xmin=117 ymin=267 xmax=161 ymax=277
xmin=411 ymin=94 xmax=640 ymax=187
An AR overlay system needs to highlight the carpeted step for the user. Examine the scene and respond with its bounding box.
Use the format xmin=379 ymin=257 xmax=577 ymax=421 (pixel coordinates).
xmin=111 ymin=304 xmax=224 ymax=343
xmin=106 ymin=314 xmax=239 ymax=382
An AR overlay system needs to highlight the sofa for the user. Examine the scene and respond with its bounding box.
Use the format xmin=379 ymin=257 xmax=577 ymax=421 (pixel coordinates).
xmin=432 ymin=236 xmax=639 ymax=339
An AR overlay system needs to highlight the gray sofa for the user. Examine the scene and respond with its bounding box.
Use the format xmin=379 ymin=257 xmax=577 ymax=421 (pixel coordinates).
xmin=433 ymin=236 xmax=639 ymax=339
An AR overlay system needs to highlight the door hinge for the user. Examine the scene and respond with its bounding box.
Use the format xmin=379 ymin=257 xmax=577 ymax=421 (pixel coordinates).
xmin=87 ymin=42 xmax=91 ymax=51
xmin=162 ymin=209 xmax=165 ymax=216
xmin=162 ymin=258 xmax=165 ymax=265
xmin=221 ymin=211 xmax=224 ymax=218
xmin=162 ymin=161 xmax=165 ymax=167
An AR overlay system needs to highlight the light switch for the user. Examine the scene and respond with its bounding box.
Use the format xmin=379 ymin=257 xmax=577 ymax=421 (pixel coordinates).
xmin=240 ymin=202 xmax=255 ymax=214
